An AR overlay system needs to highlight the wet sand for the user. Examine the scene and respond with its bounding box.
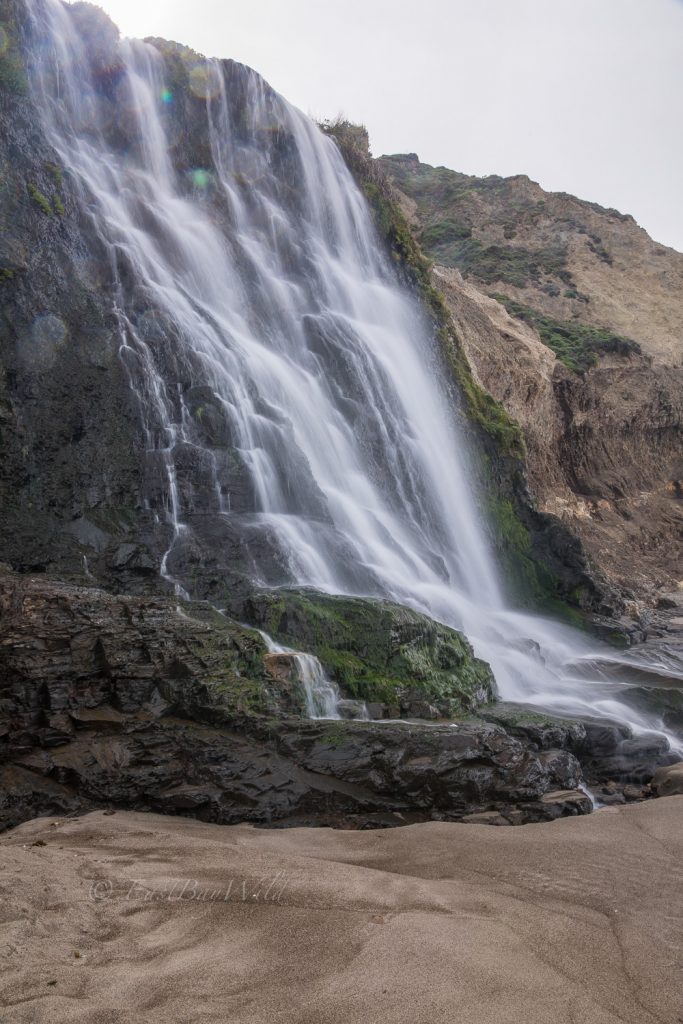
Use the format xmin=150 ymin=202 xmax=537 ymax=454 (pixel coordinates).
xmin=1 ymin=799 xmax=681 ymax=1023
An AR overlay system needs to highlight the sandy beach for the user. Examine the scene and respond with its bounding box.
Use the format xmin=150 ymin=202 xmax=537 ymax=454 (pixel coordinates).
xmin=1 ymin=799 xmax=681 ymax=1023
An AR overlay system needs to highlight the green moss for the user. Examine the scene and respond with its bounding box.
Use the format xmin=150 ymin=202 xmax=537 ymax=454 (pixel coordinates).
xmin=144 ymin=37 xmax=203 ymax=97
xmin=243 ymin=590 xmax=495 ymax=715
xmin=442 ymin=331 xmax=525 ymax=456
xmin=317 ymin=723 xmax=351 ymax=748
xmin=492 ymin=294 xmax=641 ymax=373
xmin=46 ymin=163 xmax=64 ymax=187
xmin=53 ymin=195 xmax=65 ymax=216
xmin=0 ymin=266 xmax=16 ymax=281
xmin=488 ymin=496 xmax=556 ymax=605
xmin=27 ymin=182 xmax=53 ymax=216
xmin=0 ymin=18 xmax=28 ymax=94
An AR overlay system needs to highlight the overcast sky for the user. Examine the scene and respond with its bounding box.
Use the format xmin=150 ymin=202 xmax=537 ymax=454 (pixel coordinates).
xmin=92 ymin=0 xmax=683 ymax=251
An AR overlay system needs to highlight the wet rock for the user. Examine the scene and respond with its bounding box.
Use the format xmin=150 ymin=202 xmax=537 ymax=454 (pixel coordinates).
xmin=617 ymin=684 xmax=683 ymax=732
xmin=600 ymin=791 xmax=626 ymax=806
xmin=651 ymin=762 xmax=683 ymax=797
xmin=0 ymin=573 xmax=590 ymax=832
xmin=406 ymin=700 xmax=440 ymax=720
xmin=475 ymin=705 xmax=675 ymax=789
xmin=478 ymin=703 xmax=586 ymax=750
xmin=623 ymin=784 xmax=648 ymax=802
xmin=336 ymin=699 xmax=368 ymax=721
xmin=536 ymin=789 xmax=593 ymax=817
xmin=110 ymin=544 xmax=156 ymax=574
xmin=581 ymin=732 xmax=677 ymax=785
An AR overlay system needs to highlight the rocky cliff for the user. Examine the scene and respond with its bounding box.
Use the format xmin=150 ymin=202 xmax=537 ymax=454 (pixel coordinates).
xmin=0 ymin=1 xmax=149 ymax=581
xmin=379 ymin=155 xmax=683 ymax=606
xmin=7 ymin=569 xmax=679 ymax=833
xmin=0 ymin=3 xmax=681 ymax=838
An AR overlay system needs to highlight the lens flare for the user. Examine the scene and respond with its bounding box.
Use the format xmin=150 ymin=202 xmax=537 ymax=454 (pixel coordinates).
xmin=21 ymin=314 xmax=67 ymax=370
xmin=188 ymin=62 xmax=222 ymax=101
xmin=188 ymin=168 xmax=212 ymax=189
xmin=161 ymin=87 xmax=173 ymax=104
xmin=135 ymin=308 xmax=173 ymax=343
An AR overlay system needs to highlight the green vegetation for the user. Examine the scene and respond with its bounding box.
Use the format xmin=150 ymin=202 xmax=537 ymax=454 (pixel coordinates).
xmin=46 ymin=162 xmax=64 ymax=187
xmin=27 ymin=182 xmax=53 ymax=216
xmin=421 ymin=218 xmax=472 ymax=247
xmin=487 ymin=496 xmax=558 ymax=606
xmin=418 ymin=235 xmax=570 ymax=290
xmin=492 ymin=294 xmax=641 ymax=373
xmin=0 ymin=18 xmax=28 ymax=94
xmin=144 ymin=37 xmax=204 ymax=97
xmin=244 ymin=590 xmax=495 ymax=715
xmin=25 ymin=171 xmax=66 ymax=218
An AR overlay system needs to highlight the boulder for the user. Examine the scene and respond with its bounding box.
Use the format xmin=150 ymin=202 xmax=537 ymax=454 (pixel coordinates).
xmin=652 ymin=762 xmax=683 ymax=797
xmin=235 ymin=589 xmax=496 ymax=717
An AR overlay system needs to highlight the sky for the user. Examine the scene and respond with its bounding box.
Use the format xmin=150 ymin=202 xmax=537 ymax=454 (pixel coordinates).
xmin=90 ymin=0 xmax=683 ymax=251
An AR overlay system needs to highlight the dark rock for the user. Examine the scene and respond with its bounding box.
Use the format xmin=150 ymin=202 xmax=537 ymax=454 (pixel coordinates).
xmin=580 ymin=731 xmax=677 ymax=785
xmin=475 ymin=704 xmax=675 ymax=789
xmin=0 ymin=573 xmax=590 ymax=832
xmin=336 ymin=699 xmax=368 ymax=721
xmin=478 ymin=702 xmax=586 ymax=750
xmin=600 ymin=791 xmax=626 ymax=806
xmin=110 ymin=544 xmax=156 ymax=574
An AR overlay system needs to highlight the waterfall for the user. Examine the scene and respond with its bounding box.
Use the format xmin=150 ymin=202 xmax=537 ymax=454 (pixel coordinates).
xmin=22 ymin=0 xmax=682 ymax=748
xmin=257 ymin=630 xmax=347 ymax=720
xmin=288 ymin=654 xmax=344 ymax=720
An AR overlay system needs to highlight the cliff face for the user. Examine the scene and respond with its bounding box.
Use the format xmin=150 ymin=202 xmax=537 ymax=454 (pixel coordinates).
xmin=0 ymin=5 xmax=148 ymax=580
xmin=1 ymin=4 xmax=681 ymax=837
xmin=0 ymin=1 xmax=610 ymax=619
xmin=380 ymin=155 xmax=683 ymax=603
xmin=379 ymin=155 xmax=683 ymax=367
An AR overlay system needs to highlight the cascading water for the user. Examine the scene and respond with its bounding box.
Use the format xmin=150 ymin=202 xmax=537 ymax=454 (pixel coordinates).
xmin=257 ymin=630 xmax=348 ymax=720
xmin=23 ymin=0 xmax=682 ymax=748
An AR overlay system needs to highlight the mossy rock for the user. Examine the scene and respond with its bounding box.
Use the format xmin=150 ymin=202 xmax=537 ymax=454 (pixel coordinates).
xmin=240 ymin=589 xmax=495 ymax=716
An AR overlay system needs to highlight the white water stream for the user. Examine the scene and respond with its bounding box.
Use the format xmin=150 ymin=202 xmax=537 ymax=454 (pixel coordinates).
xmin=24 ymin=0 xmax=682 ymax=746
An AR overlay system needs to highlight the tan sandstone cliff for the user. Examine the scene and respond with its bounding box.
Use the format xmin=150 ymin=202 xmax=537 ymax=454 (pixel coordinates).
xmin=380 ymin=155 xmax=683 ymax=604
